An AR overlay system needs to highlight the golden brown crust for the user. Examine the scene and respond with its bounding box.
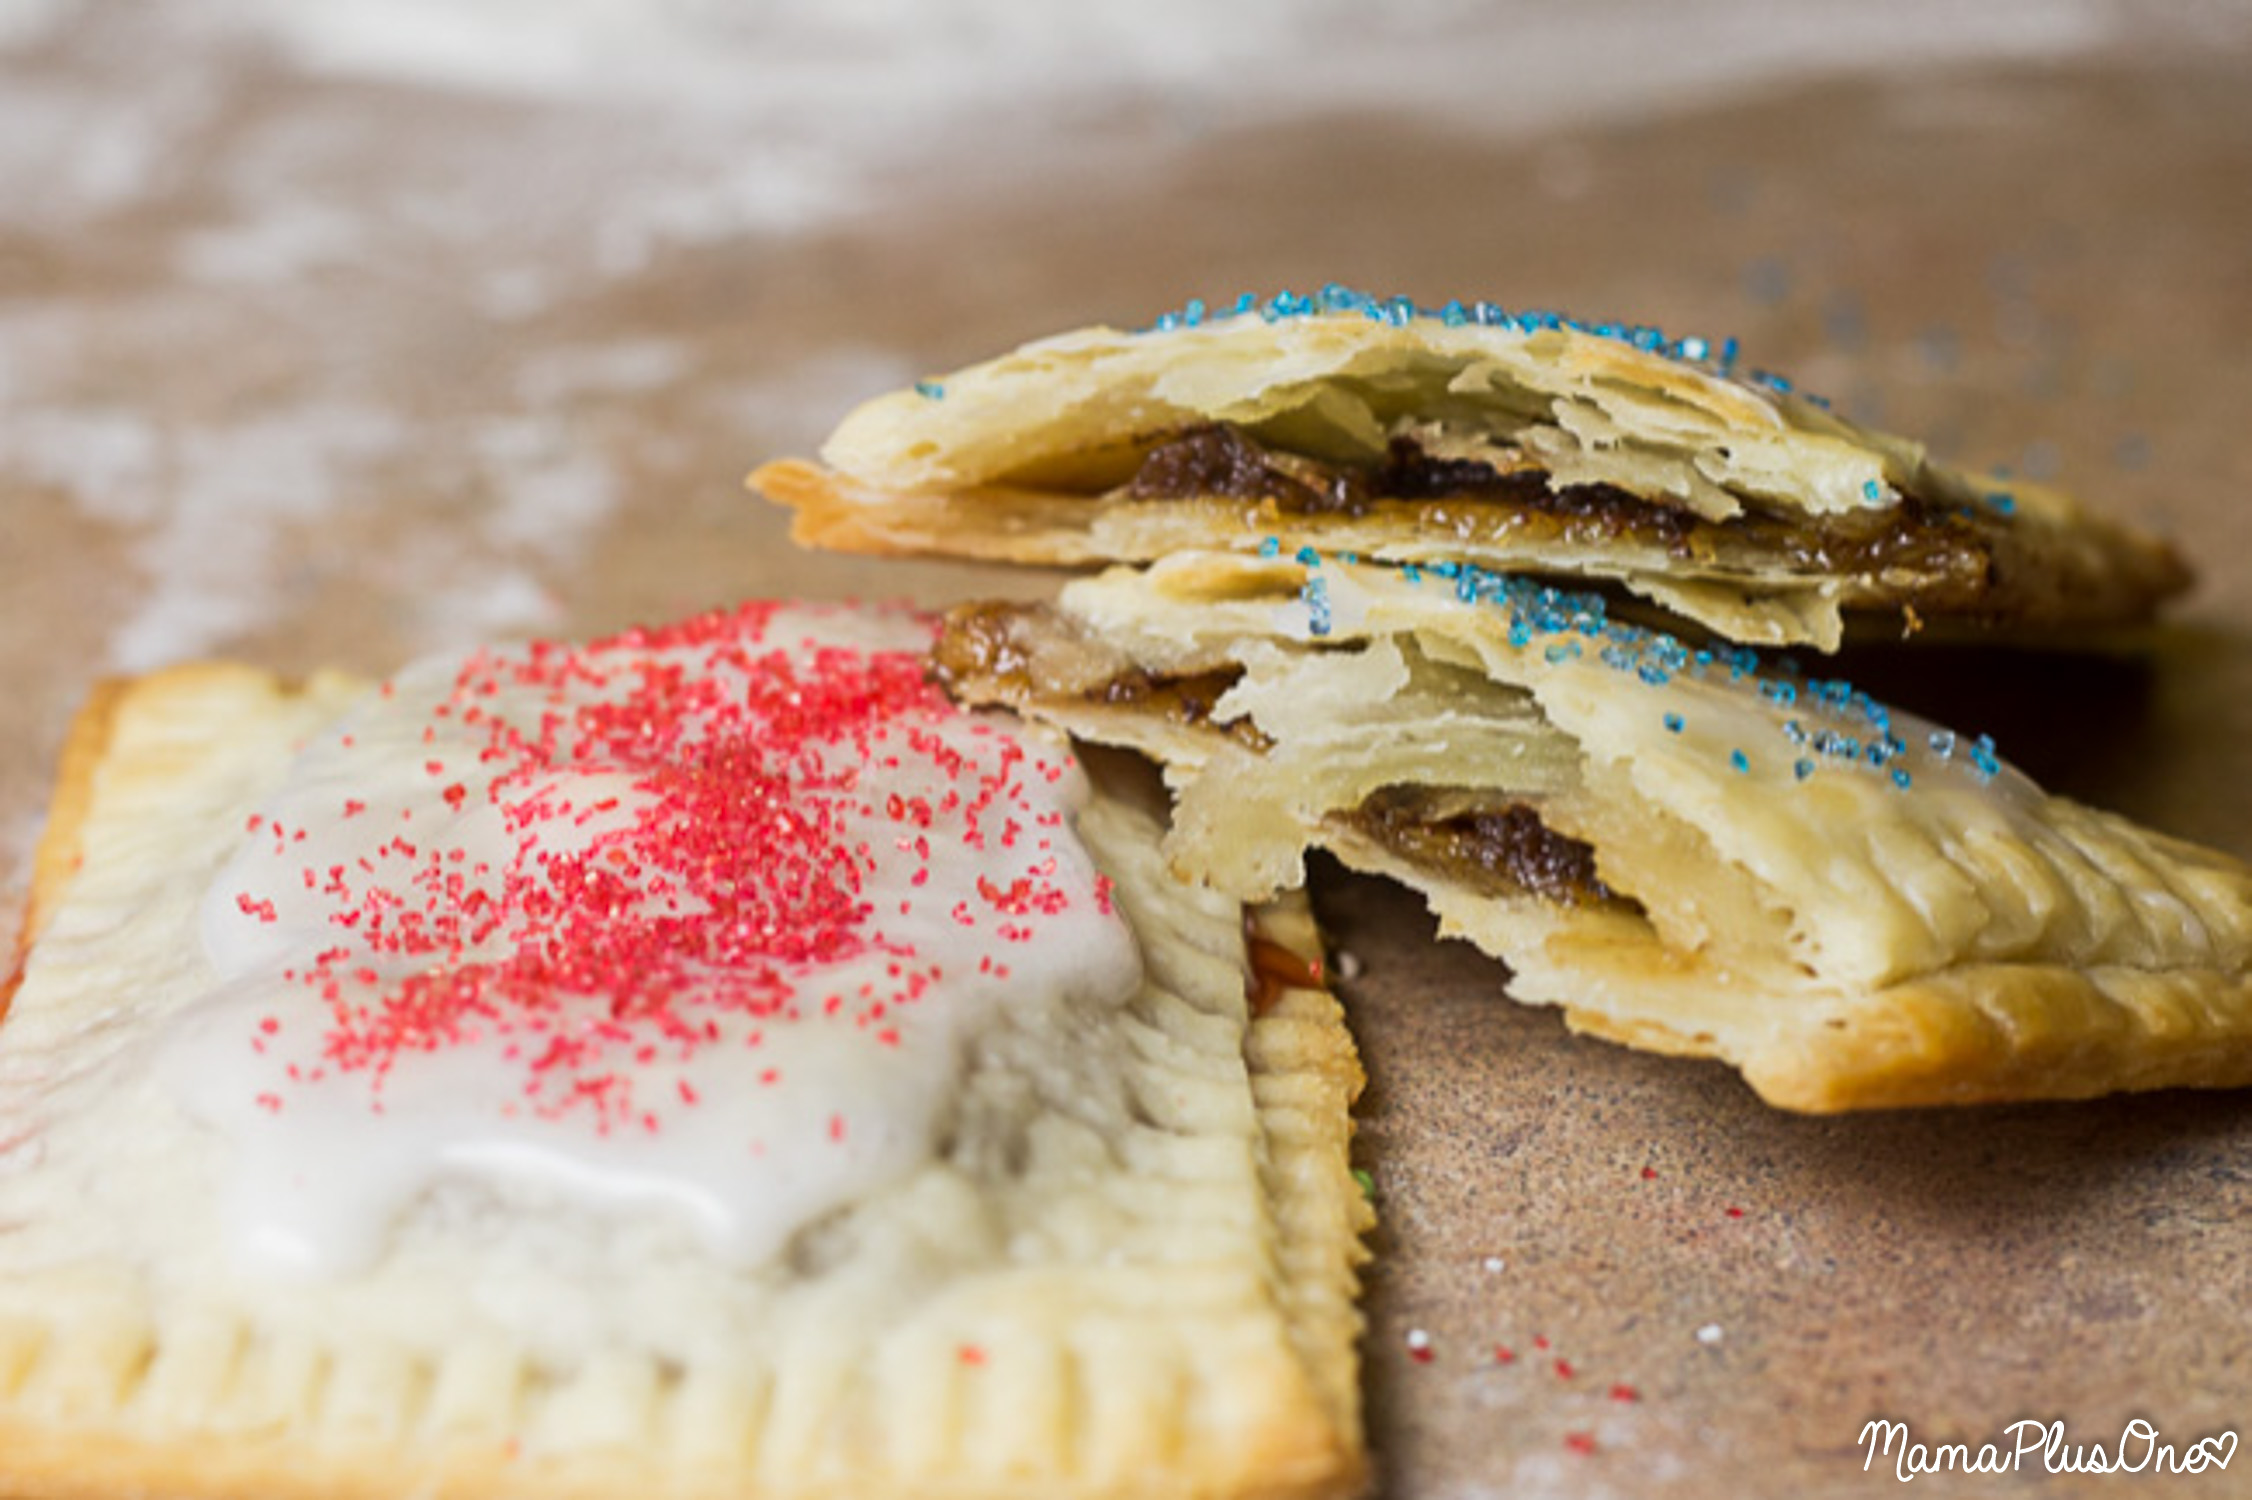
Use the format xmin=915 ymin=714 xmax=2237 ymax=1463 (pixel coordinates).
xmin=749 ymin=308 xmax=2190 ymax=651
xmin=5 ymin=679 xmax=130 ymax=1022
xmin=755 ymin=457 xmax=2188 ymax=654
xmin=937 ymin=552 xmax=2252 ymax=1113
xmin=0 ymin=654 xmax=1371 ymax=1500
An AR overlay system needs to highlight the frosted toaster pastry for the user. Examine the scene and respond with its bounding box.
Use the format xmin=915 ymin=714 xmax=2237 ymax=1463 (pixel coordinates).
xmin=932 ymin=552 xmax=2252 ymax=1114
xmin=0 ymin=602 xmax=1370 ymax=1500
xmin=748 ymin=288 xmax=2188 ymax=652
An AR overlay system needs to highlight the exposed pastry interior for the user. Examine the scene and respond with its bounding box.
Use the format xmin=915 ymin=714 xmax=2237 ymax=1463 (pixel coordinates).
xmin=935 ymin=550 xmax=2252 ymax=1113
xmin=0 ymin=602 xmax=1370 ymax=1500
xmin=752 ymin=290 xmax=2188 ymax=650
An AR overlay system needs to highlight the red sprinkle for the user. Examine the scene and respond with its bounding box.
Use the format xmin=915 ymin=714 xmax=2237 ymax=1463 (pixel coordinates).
xmin=1554 ymin=1359 xmax=1575 ymax=1380
xmin=1564 ymin=1432 xmax=1598 ymax=1457
xmin=228 ymin=603 xmax=1098 ymax=1133
xmin=1609 ymin=1383 xmax=1640 ymax=1403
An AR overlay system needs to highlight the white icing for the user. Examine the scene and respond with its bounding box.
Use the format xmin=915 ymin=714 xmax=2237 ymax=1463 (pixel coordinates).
xmin=162 ymin=603 xmax=1142 ymax=1277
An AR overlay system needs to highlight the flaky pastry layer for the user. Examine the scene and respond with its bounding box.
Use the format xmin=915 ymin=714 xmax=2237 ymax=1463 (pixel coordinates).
xmin=0 ymin=661 xmax=1370 ymax=1500
xmin=750 ymin=302 xmax=2186 ymax=650
xmin=935 ymin=552 xmax=2252 ymax=1112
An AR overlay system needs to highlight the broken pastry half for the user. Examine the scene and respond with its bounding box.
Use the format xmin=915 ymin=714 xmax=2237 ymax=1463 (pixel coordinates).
xmin=934 ymin=550 xmax=2252 ymax=1113
xmin=0 ymin=603 xmax=1369 ymax=1500
xmin=751 ymin=289 xmax=2188 ymax=652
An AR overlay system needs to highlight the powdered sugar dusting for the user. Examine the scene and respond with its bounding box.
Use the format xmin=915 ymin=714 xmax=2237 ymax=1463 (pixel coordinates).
xmin=101 ymin=403 xmax=403 ymax=672
xmin=514 ymin=340 xmax=692 ymax=406
xmin=0 ymin=0 xmax=2184 ymax=681
xmin=4 ymin=2 xmax=2156 ymax=267
xmin=222 ymin=0 xmax=2126 ymax=128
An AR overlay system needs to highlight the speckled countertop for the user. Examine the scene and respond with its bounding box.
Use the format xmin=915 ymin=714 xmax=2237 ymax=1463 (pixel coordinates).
xmin=5 ymin=5 xmax=2251 ymax=1495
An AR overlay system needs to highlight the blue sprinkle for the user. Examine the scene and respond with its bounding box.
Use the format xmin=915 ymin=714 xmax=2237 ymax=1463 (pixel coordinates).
xmin=1257 ymin=536 xmax=1281 ymax=559
xmin=1985 ymin=490 xmax=2018 ymax=516
xmin=1664 ymin=712 xmax=1685 ymax=733
xmin=1304 ymin=573 xmax=1333 ymax=638
xmin=913 ymin=380 xmax=945 ymax=400
xmin=1794 ymin=759 xmax=1815 ymax=781
xmin=1730 ymin=749 xmax=1751 ymax=774
xmin=1402 ymin=563 xmax=1423 ymax=584
xmin=1294 ymin=545 xmax=1322 ymax=567
xmin=1929 ymin=728 xmax=1956 ymax=756
xmin=1637 ymin=664 xmax=1670 ymax=686
xmin=1119 ymin=287 xmax=1796 ymax=396
xmin=1508 ymin=619 xmax=1533 ymax=649
xmin=1862 ymin=478 xmax=1884 ymax=502
xmin=1339 ymin=551 xmax=1359 ymax=564
xmin=1891 ymin=768 xmax=1913 ymax=789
